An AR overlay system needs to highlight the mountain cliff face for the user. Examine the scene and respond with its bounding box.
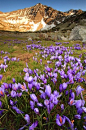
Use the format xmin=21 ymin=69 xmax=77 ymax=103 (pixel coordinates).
xmin=0 ymin=3 xmax=84 ymax=32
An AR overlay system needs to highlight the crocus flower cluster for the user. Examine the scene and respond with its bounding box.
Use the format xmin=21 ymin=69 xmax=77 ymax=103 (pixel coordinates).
xmin=0 ymin=41 xmax=86 ymax=130
xmin=0 ymin=56 xmax=19 ymax=72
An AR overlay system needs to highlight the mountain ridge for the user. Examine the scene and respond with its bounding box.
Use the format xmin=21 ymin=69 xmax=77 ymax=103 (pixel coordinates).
xmin=0 ymin=3 xmax=85 ymax=32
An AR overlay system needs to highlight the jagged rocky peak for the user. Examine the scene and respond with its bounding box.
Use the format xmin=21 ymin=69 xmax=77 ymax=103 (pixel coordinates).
xmin=34 ymin=3 xmax=44 ymax=7
xmin=0 ymin=3 xmax=84 ymax=32
xmin=65 ymin=9 xmax=83 ymax=15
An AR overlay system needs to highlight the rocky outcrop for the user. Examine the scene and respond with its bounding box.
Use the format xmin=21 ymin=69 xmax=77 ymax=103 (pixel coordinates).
xmin=69 ymin=26 xmax=86 ymax=41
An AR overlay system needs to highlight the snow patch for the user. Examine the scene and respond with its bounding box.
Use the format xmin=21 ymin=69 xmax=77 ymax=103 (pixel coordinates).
xmin=41 ymin=18 xmax=46 ymax=28
xmin=70 ymin=12 xmax=74 ymax=15
xmin=40 ymin=22 xmax=56 ymax=31
xmin=29 ymin=18 xmax=46 ymax=31
xmin=56 ymin=21 xmax=61 ymax=24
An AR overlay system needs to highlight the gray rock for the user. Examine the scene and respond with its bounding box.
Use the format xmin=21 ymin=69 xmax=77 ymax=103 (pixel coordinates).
xmin=42 ymin=33 xmax=48 ymax=39
xmin=57 ymin=35 xmax=62 ymax=40
xmin=61 ymin=36 xmax=68 ymax=41
xmin=28 ymin=37 xmax=32 ymax=41
xmin=69 ymin=25 xmax=86 ymax=41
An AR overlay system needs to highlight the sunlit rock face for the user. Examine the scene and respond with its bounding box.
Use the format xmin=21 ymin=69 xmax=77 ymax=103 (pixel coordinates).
xmin=0 ymin=3 xmax=83 ymax=32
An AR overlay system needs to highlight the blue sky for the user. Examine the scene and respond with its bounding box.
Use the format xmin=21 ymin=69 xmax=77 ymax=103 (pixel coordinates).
xmin=0 ymin=0 xmax=86 ymax=12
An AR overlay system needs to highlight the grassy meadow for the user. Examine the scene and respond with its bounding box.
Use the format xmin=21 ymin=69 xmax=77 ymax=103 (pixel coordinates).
xmin=0 ymin=35 xmax=86 ymax=130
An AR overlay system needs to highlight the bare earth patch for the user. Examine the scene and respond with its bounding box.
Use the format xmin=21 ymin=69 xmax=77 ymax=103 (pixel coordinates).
xmin=13 ymin=46 xmax=19 ymax=49
xmin=0 ymin=60 xmax=3 ymax=64
xmin=82 ymin=90 xmax=86 ymax=101
xmin=17 ymin=52 xmax=34 ymax=62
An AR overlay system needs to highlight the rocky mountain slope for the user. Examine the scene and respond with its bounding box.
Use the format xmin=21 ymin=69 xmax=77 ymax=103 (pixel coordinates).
xmin=0 ymin=3 xmax=84 ymax=32
xmin=49 ymin=11 xmax=86 ymax=32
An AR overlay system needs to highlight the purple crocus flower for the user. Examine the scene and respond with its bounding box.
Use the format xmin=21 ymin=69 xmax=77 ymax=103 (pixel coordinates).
xmin=77 ymin=107 xmax=83 ymax=115
xmin=74 ymin=114 xmax=81 ymax=119
xmin=55 ymin=61 xmax=61 ymax=67
xmin=12 ymin=106 xmax=24 ymax=114
xmin=82 ymin=107 xmax=86 ymax=113
xmin=34 ymin=82 xmax=40 ymax=90
xmin=62 ymin=82 xmax=67 ymax=90
xmin=49 ymin=94 xmax=54 ymax=101
xmin=75 ymin=99 xmax=82 ymax=109
xmin=49 ymin=102 xmax=54 ymax=110
xmin=0 ymin=110 xmax=4 ymax=115
xmin=44 ymin=99 xmax=49 ymax=106
xmin=52 ymin=78 xmax=57 ymax=84
xmin=69 ymin=99 xmax=75 ymax=106
xmin=26 ymin=62 xmax=28 ymax=68
xmin=56 ymin=114 xmax=65 ymax=126
xmin=61 ymin=104 xmax=64 ymax=111
xmin=0 ymin=101 xmax=2 ymax=107
xmin=45 ymin=67 xmax=52 ymax=72
xmin=12 ymin=78 xmax=15 ymax=83
xmin=30 ymin=94 xmax=38 ymax=102
xmin=83 ymin=125 xmax=86 ymax=130
xmin=23 ymin=67 xmax=29 ymax=73
xmin=45 ymin=84 xmax=51 ymax=97
xmin=65 ymin=90 xmax=69 ymax=95
xmin=27 ymin=76 xmax=33 ymax=83
xmin=65 ymin=116 xmax=74 ymax=129
xmin=76 ymin=85 xmax=84 ymax=96
xmin=52 ymin=97 xmax=58 ymax=105
xmin=40 ymin=92 xmax=46 ymax=99
xmin=10 ymin=100 xmax=14 ymax=106
xmin=28 ymin=83 xmax=33 ymax=90
xmin=3 ymin=83 xmax=8 ymax=89
xmin=69 ymin=76 xmax=74 ymax=84
xmin=0 ymin=87 xmax=4 ymax=96
xmin=10 ymin=100 xmax=17 ymax=106
xmin=53 ymin=90 xmax=59 ymax=97
xmin=18 ymin=124 xmax=28 ymax=130
xmin=29 ymin=121 xmax=38 ymax=130
xmin=59 ymin=84 xmax=63 ymax=92
xmin=30 ymin=101 xmax=35 ymax=110
xmin=70 ymin=92 xmax=75 ymax=99
xmin=24 ymin=114 xmax=30 ymax=124
xmin=0 ymin=75 xmax=2 ymax=81
xmin=17 ymin=92 xmax=22 ymax=97
xmin=43 ymin=79 xmax=47 ymax=84
xmin=53 ymin=73 xmax=57 ymax=78
xmin=37 ymin=102 xmax=43 ymax=107
xmin=12 ymin=83 xmax=19 ymax=91
xmin=40 ymin=59 xmax=42 ymax=64
xmin=34 ymin=108 xmax=39 ymax=114
xmin=11 ymin=90 xmax=17 ymax=98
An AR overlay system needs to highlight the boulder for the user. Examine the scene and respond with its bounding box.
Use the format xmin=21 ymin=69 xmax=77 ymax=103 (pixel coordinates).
xmin=28 ymin=37 xmax=32 ymax=41
xmin=57 ymin=35 xmax=62 ymax=40
xmin=42 ymin=33 xmax=48 ymax=39
xmin=61 ymin=36 xmax=68 ymax=41
xmin=69 ymin=25 xmax=86 ymax=41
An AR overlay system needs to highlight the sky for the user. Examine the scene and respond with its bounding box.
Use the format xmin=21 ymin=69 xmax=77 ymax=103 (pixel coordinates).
xmin=0 ymin=0 xmax=86 ymax=13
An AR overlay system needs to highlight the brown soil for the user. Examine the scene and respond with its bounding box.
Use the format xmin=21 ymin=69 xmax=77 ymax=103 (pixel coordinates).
xmin=17 ymin=52 xmax=34 ymax=62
